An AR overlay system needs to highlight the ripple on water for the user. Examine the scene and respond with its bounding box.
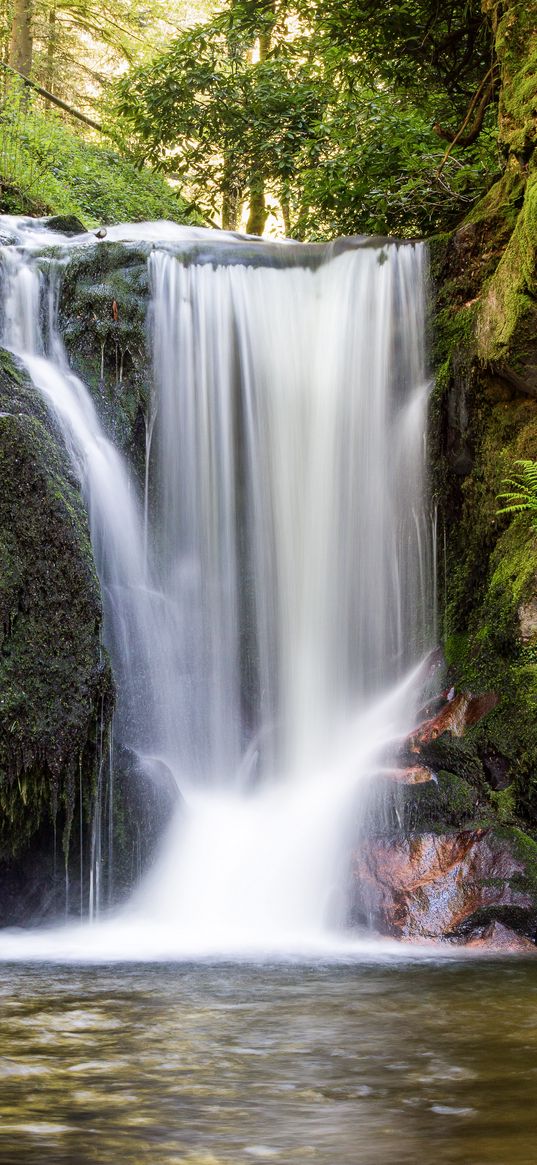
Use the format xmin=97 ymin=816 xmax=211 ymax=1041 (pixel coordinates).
xmin=0 ymin=961 xmax=534 ymax=1165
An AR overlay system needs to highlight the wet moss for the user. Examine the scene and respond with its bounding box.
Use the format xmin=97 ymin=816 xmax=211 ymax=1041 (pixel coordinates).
xmin=489 ymin=784 xmax=517 ymax=824
xmin=0 ymin=350 xmax=111 ymax=867
xmin=58 ymin=246 xmax=151 ymax=459
xmin=477 ymin=171 xmax=537 ymax=369
xmin=398 ymin=771 xmax=480 ymax=834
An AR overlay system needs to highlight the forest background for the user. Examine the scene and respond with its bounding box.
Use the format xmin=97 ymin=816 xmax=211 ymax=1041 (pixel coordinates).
xmin=0 ymin=0 xmax=503 ymax=239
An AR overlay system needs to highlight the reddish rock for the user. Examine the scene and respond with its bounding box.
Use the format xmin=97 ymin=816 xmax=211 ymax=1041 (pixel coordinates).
xmin=415 ymin=690 xmax=451 ymax=723
xmin=463 ymin=921 xmax=537 ymax=953
xmin=351 ymin=830 xmax=533 ymax=939
xmin=379 ymin=765 xmax=435 ymax=785
xmin=406 ymin=691 xmax=498 ymax=751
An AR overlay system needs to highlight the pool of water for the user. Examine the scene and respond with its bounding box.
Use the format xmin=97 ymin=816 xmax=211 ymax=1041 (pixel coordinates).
xmin=1 ymin=959 xmax=536 ymax=1164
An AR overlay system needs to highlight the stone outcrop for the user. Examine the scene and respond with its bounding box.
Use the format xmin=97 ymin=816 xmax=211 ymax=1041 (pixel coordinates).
xmin=350 ymin=829 xmax=537 ymax=943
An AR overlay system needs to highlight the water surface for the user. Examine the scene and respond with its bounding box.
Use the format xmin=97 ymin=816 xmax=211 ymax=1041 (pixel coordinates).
xmin=1 ymin=960 xmax=536 ymax=1164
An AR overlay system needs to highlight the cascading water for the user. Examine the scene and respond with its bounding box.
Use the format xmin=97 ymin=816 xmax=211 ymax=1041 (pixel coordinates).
xmin=0 ymin=218 xmax=434 ymax=959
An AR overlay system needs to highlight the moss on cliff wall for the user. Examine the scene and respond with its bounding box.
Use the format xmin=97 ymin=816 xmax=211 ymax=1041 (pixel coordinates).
xmin=0 ymin=348 xmax=111 ymax=911
xmin=430 ymin=0 xmax=537 ymax=829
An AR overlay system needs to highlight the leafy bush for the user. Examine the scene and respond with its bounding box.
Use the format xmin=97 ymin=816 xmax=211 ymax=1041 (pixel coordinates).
xmin=0 ymin=85 xmax=201 ymax=227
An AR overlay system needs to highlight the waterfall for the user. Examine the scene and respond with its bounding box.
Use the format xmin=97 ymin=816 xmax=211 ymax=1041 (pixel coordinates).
xmin=0 ymin=220 xmax=434 ymax=958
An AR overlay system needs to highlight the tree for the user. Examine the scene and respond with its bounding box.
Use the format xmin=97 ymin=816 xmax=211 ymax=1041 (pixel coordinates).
xmin=8 ymin=0 xmax=34 ymax=77
xmin=114 ymin=2 xmax=324 ymax=230
xmin=113 ymin=0 xmax=500 ymax=237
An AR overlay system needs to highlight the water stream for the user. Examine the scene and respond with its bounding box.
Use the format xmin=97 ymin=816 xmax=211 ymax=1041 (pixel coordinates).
xmin=0 ymin=218 xmax=434 ymax=958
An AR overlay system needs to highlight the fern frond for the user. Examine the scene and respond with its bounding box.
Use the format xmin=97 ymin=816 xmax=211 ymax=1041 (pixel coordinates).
xmin=496 ymin=458 xmax=537 ymax=525
xmin=497 ymin=502 xmax=533 ymax=514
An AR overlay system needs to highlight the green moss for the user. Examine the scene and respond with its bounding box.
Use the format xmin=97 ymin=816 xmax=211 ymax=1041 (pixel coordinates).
xmin=508 ymin=826 xmax=537 ymax=888
xmin=477 ymin=171 xmax=537 ymax=365
xmin=405 ymin=770 xmax=479 ymax=831
xmin=0 ymin=350 xmax=111 ymax=858
xmin=489 ymin=784 xmax=517 ymax=823
xmin=466 ymin=159 xmax=526 ymax=231
xmin=493 ymin=2 xmax=537 ymax=158
xmin=417 ymin=736 xmax=486 ymax=792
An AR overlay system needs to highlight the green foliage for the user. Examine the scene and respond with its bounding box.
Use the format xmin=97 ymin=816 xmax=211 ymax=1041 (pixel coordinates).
xmin=498 ymin=460 xmax=537 ymax=530
xmin=112 ymin=0 xmax=500 ymax=237
xmin=0 ymin=82 xmax=201 ymax=225
xmin=296 ymin=88 xmax=498 ymax=240
xmin=299 ymin=0 xmax=492 ymax=97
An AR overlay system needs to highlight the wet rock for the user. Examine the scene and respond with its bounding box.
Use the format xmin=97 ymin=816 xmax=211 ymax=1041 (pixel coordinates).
xmin=43 ymin=215 xmax=87 ymax=236
xmin=407 ymin=691 xmax=498 ymax=749
xmin=350 ymin=829 xmax=536 ymax=940
xmin=58 ymin=245 xmax=150 ymax=474
xmin=370 ymin=769 xmax=479 ymax=836
xmin=0 ymin=347 xmax=111 ymax=921
xmin=482 ymin=746 xmax=511 ymax=791
xmin=111 ymin=747 xmax=181 ymax=895
xmin=462 ymin=920 xmax=536 ymax=953
xmin=380 ymin=765 xmax=435 ymax=785
xmin=411 ymin=731 xmax=486 ymax=790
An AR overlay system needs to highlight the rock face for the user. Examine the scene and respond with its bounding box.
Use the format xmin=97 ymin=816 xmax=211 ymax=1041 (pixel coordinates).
xmin=356 ymin=676 xmax=537 ymax=949
xmin=406 ymin=692 xmax=499 ymax=748
xmin=58 ymin=242 xmax=151 ymax=476
xmin=519 ymin=592 xmax=537 ymax=644
xmin=0 ymin=349 xmax=111 ymax=920
xmin=350 ymin=829 xmax=537 ymax=943
xmin=428 ymin=1 xmax=537 ymax=871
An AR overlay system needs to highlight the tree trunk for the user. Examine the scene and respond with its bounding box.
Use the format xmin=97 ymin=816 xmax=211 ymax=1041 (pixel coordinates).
xmin=222 ymin=151 xmax=242 ymax=230
xmin=8 ymin=0 xmax=34 ymax=78
xmin=45 ymin=4 xmax=57 ymax=99
xmin=280 ymin=191 xmax=291 ymax=238
xmin=246 ymin=14 xmax=274 ymax=236
xmin=222 ymin=187 xmax=240 ymax=231
xmin=246 ymin=181 xmax=267 ymax=236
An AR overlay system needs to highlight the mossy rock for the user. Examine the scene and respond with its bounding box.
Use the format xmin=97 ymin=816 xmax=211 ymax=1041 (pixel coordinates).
xmin=58 ymin=243 xmax=152 ymax=476
xmin=0 ymin=349 xmax=110 ymax=864
xmin=374 ymin=770 xmax=481 ymax=835
xmin=408 ymin=770 xmax=480 ymax=831
xmin=477 ymin=171 xmax=537 ymax=381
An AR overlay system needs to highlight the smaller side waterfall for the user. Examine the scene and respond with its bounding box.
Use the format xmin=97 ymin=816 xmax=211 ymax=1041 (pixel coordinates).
xmin=0 ymin=223 xmax=434 ymax=958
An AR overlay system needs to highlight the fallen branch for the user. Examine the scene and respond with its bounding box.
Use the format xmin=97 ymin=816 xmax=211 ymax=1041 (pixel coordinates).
xmin=1 ymin=62 xmax=105 ymax=134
